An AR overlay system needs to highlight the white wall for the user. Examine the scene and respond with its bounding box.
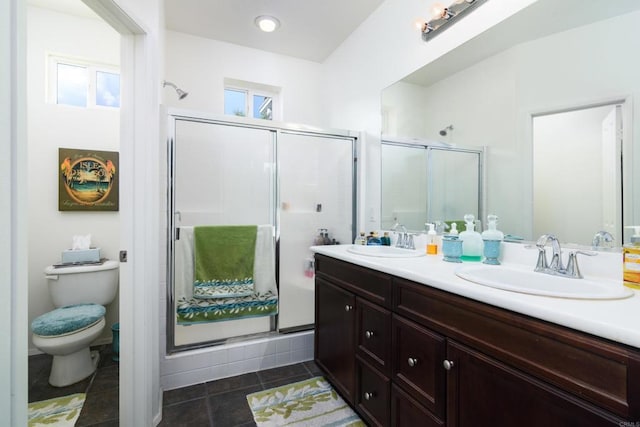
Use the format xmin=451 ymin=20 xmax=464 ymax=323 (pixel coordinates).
xmin=27 ymin=6 xmax=121 ymax=353
xmin=164 ymin=31 xmax=325 ymax=126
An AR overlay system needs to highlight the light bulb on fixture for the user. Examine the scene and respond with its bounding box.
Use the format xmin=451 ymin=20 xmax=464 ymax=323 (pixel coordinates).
xmin=255 ymin=15 xmax=280 ymax=33
xmin=430 ymin=2 xmax=449 ymax=20
xmin=413 ymin=18 xmax=427 ymax=32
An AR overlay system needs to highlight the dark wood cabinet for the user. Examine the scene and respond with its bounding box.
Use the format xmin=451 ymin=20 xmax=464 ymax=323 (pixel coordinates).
xmin=314 ymin=254 xmax=640 ymax=426
xmin=314 ymin=276 xmax=356 ymax=404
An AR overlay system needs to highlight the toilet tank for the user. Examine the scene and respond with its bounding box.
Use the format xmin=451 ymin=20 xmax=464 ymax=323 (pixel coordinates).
xmin=44 ymin=260 xmax=119 ymax=307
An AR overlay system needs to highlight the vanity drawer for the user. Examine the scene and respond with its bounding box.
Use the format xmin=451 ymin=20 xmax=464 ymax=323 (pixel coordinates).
xmin=356 ymin=297 xmax=391 ymax=375
xmin=315 ymin=254 xmax=392 ymax=308
xmin=394 ymin=277 xmax=640 ymax=419
xmin=356 ymin=356 xmax=390 ymax=427
xmin=392 ymin=314 xmax=446 ymax=418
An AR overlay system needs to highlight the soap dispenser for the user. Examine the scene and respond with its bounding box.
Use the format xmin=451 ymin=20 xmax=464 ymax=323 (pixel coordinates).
xmin=459 ymin=214 xmax=483 ymax=262
xmin=448 ymin=222 xmax=459 ymax=236
xmin=426 ymin=223 xmax=438 ymax=255
xmin=481 ymin=214 xmax=504 ymax=265
xmin=623 ymin=226 xmax=640 ymax=289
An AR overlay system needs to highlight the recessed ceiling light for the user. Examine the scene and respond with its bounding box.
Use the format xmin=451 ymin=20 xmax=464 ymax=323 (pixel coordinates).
xmin=255 ymin=15 xmax=280 ymax=33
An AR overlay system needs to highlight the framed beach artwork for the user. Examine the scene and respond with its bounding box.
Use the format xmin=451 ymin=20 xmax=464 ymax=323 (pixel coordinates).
xmin=58 ymin=148 xmax=119 ymax=211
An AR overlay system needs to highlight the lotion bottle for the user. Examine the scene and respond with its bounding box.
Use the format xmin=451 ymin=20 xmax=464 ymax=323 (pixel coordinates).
xmin=623 ymin=226 xmax=640 ymax=289
xmin=426 ymin=223 xmax=438 ymax=255
xmin=449 ymin=222 xmax=459 ymax=236
xmin=459 ymin=214 xmax=483 ymax=262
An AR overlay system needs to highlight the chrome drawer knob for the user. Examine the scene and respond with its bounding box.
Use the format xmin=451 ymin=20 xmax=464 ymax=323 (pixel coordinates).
xmin=364 ymin=392 xmax=375 ymax=400
xmin=443 ymin=360 xmax=455 ymax=370
xmin=407 ymin=357 xmax=418 ymax=367
xmin=365 ymin=330 xmax=374 ymax=339
xmin=344 ymin=305 xmax=353 ymax=312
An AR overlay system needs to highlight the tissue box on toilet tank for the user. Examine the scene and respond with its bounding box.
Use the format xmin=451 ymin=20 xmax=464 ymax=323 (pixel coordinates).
xmin=62 ymin=248 xmax=101 ymax=264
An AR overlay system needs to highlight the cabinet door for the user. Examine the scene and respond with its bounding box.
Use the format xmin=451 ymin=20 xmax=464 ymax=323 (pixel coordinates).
xmin=356 ymin=297 xmax=391 ymax=375
xmin=356 ymin=356 xmax=390 ymax=427
xmin=391 ymin=384 xmax=444 ymax=427
xmin=315 ymin=277 xmax=356 ymax=404
xmin=392 ymin=314 xmax=446 ymax=418
xmin=446 ymin=340 xmax=624 ymax=427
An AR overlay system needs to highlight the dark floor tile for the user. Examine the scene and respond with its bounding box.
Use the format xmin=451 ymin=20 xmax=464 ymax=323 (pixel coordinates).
xmin=256 ymin=363 xmax=308 ymax=384
xmin=261 ymin=373 xmax=312 ymax=391
xmin=158 ymin=397 xmax=211 ymax=427
xmin=91 ymin=364 xmax=119 ymax=392
xmin=28 ymin=371 xmax=93 ymax=403
xmin=75 ymin=386 xmax=119 ymax=427
xmin=164 ymin=383 xmax=207 ymax=406
xmin=28 ymin=354 xmax=52 ymax=388
xmin=303 ymin=360 xmax=322 ymax=376
xmin=208 ymin=384 xmax=261 ymax=426
xmin=205 ymin=372 xmax=261 ymax=396
xmin=95 ymin=344 xmax=119 ymax=369
xmin=79 ymin=420 xmax=119 ymax=427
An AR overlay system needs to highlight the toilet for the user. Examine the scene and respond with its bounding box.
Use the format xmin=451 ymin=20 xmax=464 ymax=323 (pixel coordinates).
xmin=31 ymin=260 xmax=119 ymax=387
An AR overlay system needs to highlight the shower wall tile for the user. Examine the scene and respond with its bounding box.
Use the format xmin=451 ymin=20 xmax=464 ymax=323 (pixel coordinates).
xmin=161 ymin=330 xmax=314 ymax=391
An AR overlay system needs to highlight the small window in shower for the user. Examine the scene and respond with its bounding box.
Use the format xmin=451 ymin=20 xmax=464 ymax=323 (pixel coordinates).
xmin=224 ymin=78 xmax=280 ymax=121
xmin=48 ymin=55 xmax=120 ymax=109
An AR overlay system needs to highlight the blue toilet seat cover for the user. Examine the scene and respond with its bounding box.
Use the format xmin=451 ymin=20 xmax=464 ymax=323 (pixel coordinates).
xmin=32 ymin=303 xmax=106 ymax=336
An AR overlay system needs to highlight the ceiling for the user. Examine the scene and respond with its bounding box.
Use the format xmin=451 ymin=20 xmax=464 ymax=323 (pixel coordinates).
xmin=164 ymin=0 xmax=385 ymax=63
xmin=29 ymin=0 xmax=386 ymax=63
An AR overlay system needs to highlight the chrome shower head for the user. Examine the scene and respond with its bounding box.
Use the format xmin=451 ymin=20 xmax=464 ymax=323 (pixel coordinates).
xmin=439 ymin=124 xmax=454 ymax=136
xmin=162 ymin=80 xmax=188 ymax=100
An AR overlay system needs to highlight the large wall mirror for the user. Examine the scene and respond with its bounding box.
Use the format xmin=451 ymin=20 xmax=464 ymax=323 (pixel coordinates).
xmin=381 ymin=0 xmax=640 ymax=247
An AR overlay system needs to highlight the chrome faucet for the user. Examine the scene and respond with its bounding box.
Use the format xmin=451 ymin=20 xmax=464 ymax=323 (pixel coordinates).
xmin=592 ymin=230 xmax=614 ymax=249
xmin=534 ymin=234 xmax=596 ymax=279
xmin=392 ymin=223 xmax=415 ymax=250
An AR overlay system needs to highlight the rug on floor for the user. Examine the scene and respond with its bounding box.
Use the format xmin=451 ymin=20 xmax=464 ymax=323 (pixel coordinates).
xmin=28 ymin=393 xmax=86 ymax=427
xmin=246 ymin=376 xmax=364 ymax=427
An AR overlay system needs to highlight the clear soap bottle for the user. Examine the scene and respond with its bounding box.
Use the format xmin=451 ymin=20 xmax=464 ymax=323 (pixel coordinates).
xmin=426 ymin=223 xmax=438 ymax=255
xmin=459 ymin=214 xmax=483 ymax=262
xmin=481 ymin=214 xmax=504 ymax=265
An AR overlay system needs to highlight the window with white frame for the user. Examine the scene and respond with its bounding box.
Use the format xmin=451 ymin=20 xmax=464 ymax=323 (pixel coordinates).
xmin=48 ymin=55 xmax=120 ymax=108
xmin=224 ymin=79 xmax=280 ymax=121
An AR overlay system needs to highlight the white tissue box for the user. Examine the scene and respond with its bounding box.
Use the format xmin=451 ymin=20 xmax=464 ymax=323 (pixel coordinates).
xmin=62 ymin=248 xmax=101 ymax=264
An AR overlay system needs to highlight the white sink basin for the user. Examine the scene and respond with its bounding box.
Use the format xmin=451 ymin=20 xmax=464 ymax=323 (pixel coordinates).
xmin=455 ymin=265 xmax=633 ymax=300
xmin=347 ymin=245 xmax=425 ymax=258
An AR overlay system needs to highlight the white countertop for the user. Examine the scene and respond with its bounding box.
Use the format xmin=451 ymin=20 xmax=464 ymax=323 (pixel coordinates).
xmin=311 ymin=243 xmax=640 ymax=349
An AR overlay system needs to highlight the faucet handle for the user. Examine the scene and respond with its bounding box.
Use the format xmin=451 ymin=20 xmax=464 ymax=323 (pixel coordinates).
xmin=565 ymin=250 xmax=597 ymax=279
xmin=406 ymin=233 xmax=416 ymax=250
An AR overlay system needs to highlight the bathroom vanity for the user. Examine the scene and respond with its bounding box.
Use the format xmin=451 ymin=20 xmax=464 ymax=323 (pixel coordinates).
xmin=312 ymin=245 xmax=640 ymax=426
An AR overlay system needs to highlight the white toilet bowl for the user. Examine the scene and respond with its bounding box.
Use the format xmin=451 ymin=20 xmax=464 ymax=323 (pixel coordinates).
xmin=31 ymin=260 xmax=119 ymax=387
xmin=32 ymin=316 xmax=106 ymax=387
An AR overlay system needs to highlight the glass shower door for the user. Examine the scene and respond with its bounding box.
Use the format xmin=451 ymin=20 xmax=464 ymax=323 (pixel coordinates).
xmin=277 ymin=132 xmax=355 ymax=331
xmin=171 ymin=119 xmax=276 ymax=346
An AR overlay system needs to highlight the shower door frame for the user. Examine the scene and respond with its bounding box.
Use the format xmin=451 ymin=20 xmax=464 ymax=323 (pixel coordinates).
xmin=166 ymin=110 xmax=358 ymax=354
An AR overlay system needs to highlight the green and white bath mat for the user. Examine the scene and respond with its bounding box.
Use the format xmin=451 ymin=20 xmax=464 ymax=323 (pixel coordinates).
xmin=247 ymin=376 xmax=364 ymax=427
xmin=28 ymin=393 xmax=86 ymax=427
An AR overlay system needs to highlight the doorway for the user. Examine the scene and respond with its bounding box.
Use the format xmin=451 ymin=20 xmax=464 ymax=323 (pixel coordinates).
xmin=532 ymin=102 xmax=623 ymax=246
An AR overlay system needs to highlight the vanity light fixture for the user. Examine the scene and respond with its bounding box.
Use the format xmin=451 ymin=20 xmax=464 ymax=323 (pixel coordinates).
xmin=255 ymin=15 xmax=281 ymax=33
xmin=420 ymin=0 xmax=488 ymax=42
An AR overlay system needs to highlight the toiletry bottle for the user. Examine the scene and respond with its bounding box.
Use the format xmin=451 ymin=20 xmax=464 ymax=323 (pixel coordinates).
xmin=623 ymin=226 xmax=640 ymax=289
xmin=426 ymin=223 xmax=438 ymax=255
xmin=381 ymin=232 xmax=391 ymax=246
xmin=459 ymin=214 xmax=483 ymax=262
xmin=314 ymin=229 xmax=325 ymax=246
xmin=481 ymin=214 xmax=504 ymax=264
xmin=368 ymin=231 xmax=382 ymax=246
xmin=354 ymin=232 xmax=366 ymax=245
xmin=449 ymin=222 xmax=459 ymax=236
xmin=322 ymin=229 xmax=332 ymax=245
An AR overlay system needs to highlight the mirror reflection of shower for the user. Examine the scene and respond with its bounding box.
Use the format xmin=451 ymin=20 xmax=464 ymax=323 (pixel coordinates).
xmin=163 ymin=80 xmax=189 ymax=100
xmin=439 ymin=124 xmax=454 ymax=136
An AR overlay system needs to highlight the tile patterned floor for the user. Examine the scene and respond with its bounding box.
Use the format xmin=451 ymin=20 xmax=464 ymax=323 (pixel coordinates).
xmin=29 ymin=345 xmax=320 ymax=426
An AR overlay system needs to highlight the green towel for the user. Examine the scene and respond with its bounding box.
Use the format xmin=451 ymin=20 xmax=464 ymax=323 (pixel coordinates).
xmin=193 ymin=225 xmax=257 ymax=299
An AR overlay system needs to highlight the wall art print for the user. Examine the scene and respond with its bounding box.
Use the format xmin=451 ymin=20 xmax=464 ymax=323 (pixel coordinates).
xmin=58 ymin=148 xmax=119 ymax=211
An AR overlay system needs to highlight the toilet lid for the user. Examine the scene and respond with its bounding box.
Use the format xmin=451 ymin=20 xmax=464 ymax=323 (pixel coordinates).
xmin=32 ymin=303 xmax=106 ymax=337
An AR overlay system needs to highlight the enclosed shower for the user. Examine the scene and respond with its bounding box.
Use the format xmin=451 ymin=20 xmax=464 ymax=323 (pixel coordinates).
xmin=166 ymin=111 xmax=357 ymax=352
